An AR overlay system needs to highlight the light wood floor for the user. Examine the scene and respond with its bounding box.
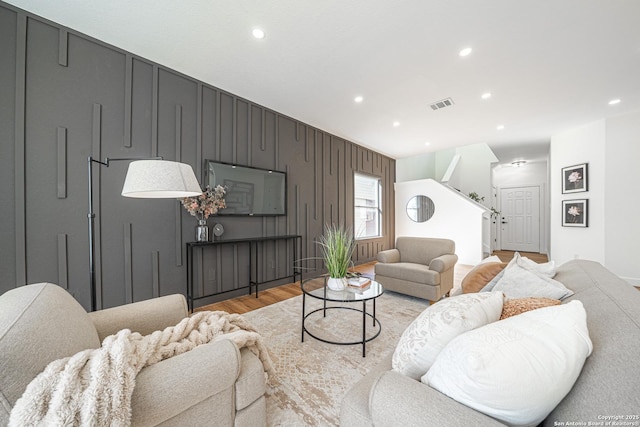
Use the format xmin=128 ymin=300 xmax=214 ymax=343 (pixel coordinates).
xmin=196 ymin=250 xmax=550 ymax=314
xmin=492 ymin=250 xmax=548 ymax=264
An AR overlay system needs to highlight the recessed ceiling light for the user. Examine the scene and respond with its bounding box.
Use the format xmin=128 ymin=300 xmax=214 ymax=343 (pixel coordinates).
xmin=459 ymin=47 xmax=472 ymax=57
xmin=252 ymin=28 xmax=265 ymax=39
xmin=481 ymin=92 xmax=492 ymax=100
xmin=393 ymin=121 xmax=400 ymax=127
xmin=424 ymin=141 xmax=431 ymax=146
xmin=497 ymin=125 xmax=505 ymax=130
xmin=608 ymin=99 xmax=621 ymax=105
xmin=354 ymin=96 xmax=364 ymax=103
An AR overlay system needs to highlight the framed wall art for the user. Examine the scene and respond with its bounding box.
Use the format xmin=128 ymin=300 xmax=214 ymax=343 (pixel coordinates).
xmin=562 ymin=163 xmax=588 ymax=194
xmin=562 ymin=199 xmax=588 ymax=227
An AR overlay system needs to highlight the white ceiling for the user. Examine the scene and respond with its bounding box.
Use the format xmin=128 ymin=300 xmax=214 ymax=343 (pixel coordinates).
xmin=6 ymin=0 xmax=640 ymax=161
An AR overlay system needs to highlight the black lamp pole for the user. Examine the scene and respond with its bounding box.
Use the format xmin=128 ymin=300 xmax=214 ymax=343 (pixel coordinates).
xmin=86 ymin=156 xmax=160 ymax=311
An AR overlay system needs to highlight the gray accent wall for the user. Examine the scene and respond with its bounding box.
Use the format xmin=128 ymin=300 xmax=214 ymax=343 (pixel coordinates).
xmin=0 ymin=2 xmax=396 ymax=310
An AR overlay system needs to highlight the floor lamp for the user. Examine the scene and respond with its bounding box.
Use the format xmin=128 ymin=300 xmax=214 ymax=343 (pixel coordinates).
xmin=87 ymin=157 xmax=202 ymax=311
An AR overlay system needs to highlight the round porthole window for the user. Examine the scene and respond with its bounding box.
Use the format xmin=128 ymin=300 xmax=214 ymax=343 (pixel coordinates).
xmin=406 ymin=195 xmax=435 ymax=223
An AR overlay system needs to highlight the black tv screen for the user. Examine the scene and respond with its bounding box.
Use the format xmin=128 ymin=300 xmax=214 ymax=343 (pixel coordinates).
xmin=205 ymin=160 xmax=287 ymax=216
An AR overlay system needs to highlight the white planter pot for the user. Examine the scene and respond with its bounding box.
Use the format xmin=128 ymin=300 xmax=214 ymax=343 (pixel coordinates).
xmin=327 ymin=277 xmax=347 ymax=291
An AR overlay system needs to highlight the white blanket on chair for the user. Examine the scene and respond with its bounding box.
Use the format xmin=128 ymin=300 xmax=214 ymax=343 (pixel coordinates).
xmin=9 ymin=311 xmax=274 ymax=427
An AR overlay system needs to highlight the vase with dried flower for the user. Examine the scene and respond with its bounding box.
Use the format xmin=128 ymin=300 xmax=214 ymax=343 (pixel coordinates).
xmin=180 ymin=185 xmax=226 ymax=242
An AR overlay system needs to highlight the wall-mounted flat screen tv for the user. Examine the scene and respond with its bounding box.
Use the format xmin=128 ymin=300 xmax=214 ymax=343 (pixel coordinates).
xmin=206 ymin=160 xmax=287 ymax=216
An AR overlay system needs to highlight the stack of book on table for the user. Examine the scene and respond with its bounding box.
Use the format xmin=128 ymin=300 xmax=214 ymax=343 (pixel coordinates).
xmin=347 ymin=277 xmax=371 ymax=292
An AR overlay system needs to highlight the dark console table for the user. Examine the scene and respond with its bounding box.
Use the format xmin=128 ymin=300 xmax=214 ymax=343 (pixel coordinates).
xmin=186 ymin=235 xmax=302 ymax=311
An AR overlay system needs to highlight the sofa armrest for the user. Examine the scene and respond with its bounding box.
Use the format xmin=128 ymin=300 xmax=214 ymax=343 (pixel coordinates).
xmin=369 ymin=371 xmax=503 ymax=427
xmin=429 ymin=253 xmax=458 ymax=273
xmin=88 ymin=294 xmax=188 ymax=342
xmin=130 ymin=338 xmax=241 ymax=426
xmin=376 ymin=249 xmax=400 ymax=264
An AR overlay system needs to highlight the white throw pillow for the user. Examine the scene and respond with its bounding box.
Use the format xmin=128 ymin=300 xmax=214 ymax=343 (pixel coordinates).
xmin=481 ymin=253 xmax=556 ymax=293
xmin=392 ymin=292 xmax=504 ymax=380
xmin=514 ymin=252 xmax=556 ymax=277
xmin=423 ymin=300 xmax=592 ymax=427
xmin=492 ymin=260 xmax=573 ymax=300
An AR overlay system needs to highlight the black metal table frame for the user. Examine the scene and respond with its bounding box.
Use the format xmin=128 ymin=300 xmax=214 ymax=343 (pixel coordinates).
xmin=301 ymin=278 xmax=383 ymax=357
xmin=186 ymin=235 xmax=302 ymax=311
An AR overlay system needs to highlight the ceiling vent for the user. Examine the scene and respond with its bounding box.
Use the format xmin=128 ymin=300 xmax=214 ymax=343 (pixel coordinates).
xmin=430 ymin=97 xmax=455 ymax=111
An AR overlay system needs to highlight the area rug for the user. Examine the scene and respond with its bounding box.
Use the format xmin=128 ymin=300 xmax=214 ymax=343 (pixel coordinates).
xmin=242 ymin=291 xmax=430 ymax=426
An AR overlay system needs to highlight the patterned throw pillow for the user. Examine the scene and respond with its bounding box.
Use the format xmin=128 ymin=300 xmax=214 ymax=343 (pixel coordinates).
xmin=462 ymin=262 xmax=508 ymax=294
xmin=500 ymin=297 xmax=561 ymax=320
xmin=392 ymin=292 xmax=504 ymax=379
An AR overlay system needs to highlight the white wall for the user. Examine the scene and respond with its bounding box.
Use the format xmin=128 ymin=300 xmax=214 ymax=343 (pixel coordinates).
xmin=451 ymin=143 xmax=499 ymax=208
xmin=604 ymin=111 xmax=640 ymax=285
xmin=396 ymin=152 xmax=436 ymax=183
xmin=396 ymin=179 xmax=487 ymax=265
xmin=492 ymin=161 xmax=549 ymax=253
xmin=550 ymin=120 xmax=606 ymax=265
xmin=397 ymin=143 xmax=499 ymax=208
xmin=493 ymin=161 xmax=547 ymax=187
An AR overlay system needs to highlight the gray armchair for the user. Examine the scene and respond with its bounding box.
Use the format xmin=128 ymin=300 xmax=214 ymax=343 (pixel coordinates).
xmin=0 ymin=283 xmax=267 ymax=426
xmin=374 ymin=237 xmax=458 ymax=301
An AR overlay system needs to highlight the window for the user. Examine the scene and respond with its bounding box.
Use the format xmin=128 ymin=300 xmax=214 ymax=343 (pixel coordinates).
xmin=354 ymin=173 xmax=382 ymax=239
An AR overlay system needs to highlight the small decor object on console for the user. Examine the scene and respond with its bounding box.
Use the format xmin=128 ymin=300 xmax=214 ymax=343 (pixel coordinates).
xmin=181 ymin=185 xmax=226 ymax=242
xmin=212 ymin=223 xmax=225 ymax=240
xmin=318 ymin=224 xmax=356 ymax=291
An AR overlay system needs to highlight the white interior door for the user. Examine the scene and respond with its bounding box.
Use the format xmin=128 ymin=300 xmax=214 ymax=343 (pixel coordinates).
xmin=500 ymin=186 xmax=540 ymax=253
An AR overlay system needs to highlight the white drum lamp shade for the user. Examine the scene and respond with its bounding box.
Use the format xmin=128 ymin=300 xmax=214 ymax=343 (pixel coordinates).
xmin=121 ymin=160 xmax=202 ymax=198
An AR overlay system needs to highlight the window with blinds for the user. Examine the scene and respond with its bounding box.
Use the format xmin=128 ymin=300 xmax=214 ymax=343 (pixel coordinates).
xmin=354 ymin=173 xmax=382 ymax=239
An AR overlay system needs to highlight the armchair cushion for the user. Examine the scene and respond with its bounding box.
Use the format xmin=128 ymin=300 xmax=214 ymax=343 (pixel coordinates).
xmin=396 ymin=237 xmax=455 ymax=265
xmin=376 ymin=248 xmax=400 ymax=264
xmin=88 ymin=294 xmax=188 ymax=341
xmin=375 ymin=263 xmax=440 ymax=286
xmin=429 ymin=254 xmax=458 ymax=273
xmin=131 ymin=339 xmax=240 ymax=425
xmin=0 ymin=283 xmax=100 ymax=420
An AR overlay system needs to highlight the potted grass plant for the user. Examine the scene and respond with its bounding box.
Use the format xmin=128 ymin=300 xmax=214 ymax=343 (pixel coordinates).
xmin=318 ymin=224 xmax=356 ymax=290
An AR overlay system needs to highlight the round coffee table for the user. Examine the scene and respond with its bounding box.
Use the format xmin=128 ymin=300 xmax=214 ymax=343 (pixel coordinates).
xmin=300 ymin=276 xmax=384 ymax=357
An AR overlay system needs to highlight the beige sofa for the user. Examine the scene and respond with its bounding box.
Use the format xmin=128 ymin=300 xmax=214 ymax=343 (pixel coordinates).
xmin=0 ymin=283 xmax=267 ymax=426
xmin=374 ymin=237 xmax=458 ymax=301
xmin=341 ymin=260 xmax=640 ymax=426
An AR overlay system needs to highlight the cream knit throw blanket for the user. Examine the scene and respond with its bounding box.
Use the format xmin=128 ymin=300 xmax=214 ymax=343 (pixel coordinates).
xmin=9 ymin=311 xmax=274 ymax=427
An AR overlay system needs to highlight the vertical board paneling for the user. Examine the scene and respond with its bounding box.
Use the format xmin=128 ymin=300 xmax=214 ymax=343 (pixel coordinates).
xmin=92 ymin=103 xmax=102 ymax=309
xmin=57 ymin=233 xmax=68 ymax=289
xmin=56 ymin=127 xmax=66 ymax=198
xmin=123 ymin=54 xmax=132 ymax=147
xmin=196 ymin=83 xmax=203 ymax=177
xmin=131 ymin=58 xmax=153 ymax=154
xmin=151 ymin=251 xmax=159 ymax=297
xmin=232 ymin=97 xmax=237 ymax=162
xmin=3 ymin=3 xmax=395 ymax=305
xmin=175 ymin=104 xmax=183 ymax=267
xmin=215 ymin=90 xmax=221 ymax=159
xmin=14 ymin=12 xmax=26 ymax=286
xmin=123 ymin=223 xmax=133 ymax=303
xmin=151 ymin=65 xmax=159 ymax=157
xmin=58 ymin=29 xmax=67 ymax=66
xmin=0 ymin=6 xmax=18 ymax=289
